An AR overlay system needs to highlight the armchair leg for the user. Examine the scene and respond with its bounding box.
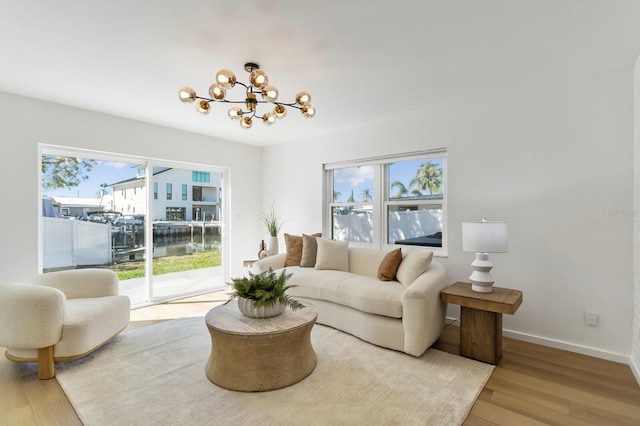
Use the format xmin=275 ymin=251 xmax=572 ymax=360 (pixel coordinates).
xmin=38 ymin=346 xmax=55 ymax=379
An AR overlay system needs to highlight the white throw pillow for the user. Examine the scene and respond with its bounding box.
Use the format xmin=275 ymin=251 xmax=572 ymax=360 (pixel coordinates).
xmin=395 ymin=249 xmax=433 ymax=287
xmin=314 ymin=239 xmax=349 ymax=272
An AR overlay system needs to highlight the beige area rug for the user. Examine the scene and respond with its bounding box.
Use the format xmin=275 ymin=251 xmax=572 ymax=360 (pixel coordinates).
xmin=56 ymin=316 xmax=493 ymax=426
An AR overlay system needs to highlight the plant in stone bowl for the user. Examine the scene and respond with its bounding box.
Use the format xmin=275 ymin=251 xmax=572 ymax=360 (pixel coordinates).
xmin=229 ymin=268 xmax=305 ymax=318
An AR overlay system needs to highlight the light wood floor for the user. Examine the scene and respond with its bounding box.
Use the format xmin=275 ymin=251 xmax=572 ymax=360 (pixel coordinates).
xmin=2 ymin=291 xmax=639 ymax=426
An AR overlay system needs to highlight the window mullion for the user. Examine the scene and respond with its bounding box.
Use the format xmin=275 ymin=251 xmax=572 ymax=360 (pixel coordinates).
xmin=377 ymin=164 xmax=387 ymax=249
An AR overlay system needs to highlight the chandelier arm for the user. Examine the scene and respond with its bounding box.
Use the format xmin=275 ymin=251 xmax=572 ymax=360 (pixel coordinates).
xmin=195 ymin=96 xmax=302 ymax=109
xmin=275 ymin=102 xmax=303 ymax=110
xmin=194 ymin=96 xmax=249 ymax=105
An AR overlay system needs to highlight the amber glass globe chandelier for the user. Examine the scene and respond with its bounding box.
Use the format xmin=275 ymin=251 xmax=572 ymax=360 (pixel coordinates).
xmin=178 ymin=62 xmax=315 ymax=129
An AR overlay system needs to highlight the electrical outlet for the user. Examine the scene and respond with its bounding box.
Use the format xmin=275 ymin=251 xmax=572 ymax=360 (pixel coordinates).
xmin=585 ymin=311 xmax=599 ymax=327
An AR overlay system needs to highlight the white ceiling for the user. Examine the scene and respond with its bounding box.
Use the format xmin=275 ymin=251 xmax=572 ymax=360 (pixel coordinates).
xmin=1 ymin=0 xmax=639 ymax=147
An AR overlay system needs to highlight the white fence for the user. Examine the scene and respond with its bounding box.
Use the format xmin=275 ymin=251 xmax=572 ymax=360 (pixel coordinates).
xmin=43 ymin=217 xmax=112 ymax=269
xmin=333 ymin=209 xmax=442 ymax=243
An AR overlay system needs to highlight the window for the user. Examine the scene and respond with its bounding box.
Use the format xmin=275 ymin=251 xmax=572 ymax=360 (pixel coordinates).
xmin=39 ymin=144 xmax=229 ymax=309
xmin=330 ymin=165 xmax=375 ymax=243
xmin=325 ymin=150 xmax=447 ymax=255
xmin=166 ymin=207 xmax=185 ymax=221
xmin=182 ymin=184 xmax=188 ymax=201
xmin=193 ymin=186 xmax=202 ymax=202
xmin=192 ymin=171 xmax=210 ymax=183
xmin=166 ymin=183 xmax=172 ymax=200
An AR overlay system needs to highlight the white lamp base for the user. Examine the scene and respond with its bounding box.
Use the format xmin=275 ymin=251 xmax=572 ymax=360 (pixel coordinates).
xmin=469 ymin=252 xmax=495 ymax=293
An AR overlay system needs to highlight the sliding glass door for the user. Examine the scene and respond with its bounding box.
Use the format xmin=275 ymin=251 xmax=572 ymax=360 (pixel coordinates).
xmin=40 ymin=145 xmax=227 ymax=307
xmin=148 ymin=166 xmax=224 ymax=300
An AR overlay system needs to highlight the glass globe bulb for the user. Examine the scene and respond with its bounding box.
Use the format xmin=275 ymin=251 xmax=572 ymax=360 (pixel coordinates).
xmin=249 ymin=69 xmax=268 ymax=88
xmin=262 ymin=112 xmax=276 ymax=126
xmin=301 ymin=104 xmax=315 ymax=118
xmin=274 ymin=104 xmax=287 ymax=119
xmin=208 ymin=84 xmax=226 ymax=100
xmin=261 ymin=84 xmax=279 ymax=102
xmin=178 ymin=86 xmax=196 ymax=103
xmin=240 ymin=116 xmax=253 ymax=129
xmin=228 ymin=106 xmax=243 ymax=120
xmin=296 ymin=91 xmax=311 ymax=105
xmin=215 ymin=68 xmax=236 ymax=89
xmin=195 ymin=100 xmax=210 ymax=115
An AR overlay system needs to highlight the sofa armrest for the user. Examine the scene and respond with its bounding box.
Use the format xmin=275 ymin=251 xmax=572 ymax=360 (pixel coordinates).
xmin=251 ymin=253 xmax=287 ymax=274
xmin=0 ymin=283 xmax=66 ymax=349
xmin=400 ymin=261 xmax=449 ymax=356
xmin=30 ymin=268 xmax=120 ymax=299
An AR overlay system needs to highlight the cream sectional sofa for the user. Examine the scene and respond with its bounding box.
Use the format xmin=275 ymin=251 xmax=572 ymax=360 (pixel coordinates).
xmin=252 ymin=239 xmax=449 ymax=357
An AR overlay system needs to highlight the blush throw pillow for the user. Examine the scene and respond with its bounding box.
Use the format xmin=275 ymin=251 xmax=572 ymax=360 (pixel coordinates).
xmin=284 ymin=232 xmax=322 ymax=267
xmin=284 ymin=233 xmax=304 ymax=266
xmin=300 ymin=233 xmax=322 ymax=267
xmin=314 ymin=239 xmax=349 ymax=272
xmin=395 ymin=249 xmax=434 ymax=287
xmin=377 ymin=248 xmax=403 ymax=281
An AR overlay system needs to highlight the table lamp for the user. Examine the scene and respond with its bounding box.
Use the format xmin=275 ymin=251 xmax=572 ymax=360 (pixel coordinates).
xmin=462 ymin=218 xmax=508 ymax=293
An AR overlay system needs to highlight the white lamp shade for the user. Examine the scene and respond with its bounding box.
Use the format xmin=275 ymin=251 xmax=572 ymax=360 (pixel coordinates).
xmin=462 ymin=221 xmax=508 ymax=253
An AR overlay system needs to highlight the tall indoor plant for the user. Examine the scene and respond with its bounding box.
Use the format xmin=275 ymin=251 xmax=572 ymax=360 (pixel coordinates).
xmin=260 ymin=204 xmax=286 ymax=255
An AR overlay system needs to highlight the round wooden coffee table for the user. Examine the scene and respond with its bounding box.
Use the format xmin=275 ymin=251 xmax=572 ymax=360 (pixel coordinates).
xmin=204 ymin=300 xmax=318 ymax=392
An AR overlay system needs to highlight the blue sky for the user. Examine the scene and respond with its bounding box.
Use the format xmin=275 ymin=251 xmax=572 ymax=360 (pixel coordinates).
xmin=333 ymin=158 xmax=444 ymax=203
xmin=43 ymin=159 xmax=139 ymax=198
xmin=45 ymin=156 xmax=444 ymax=200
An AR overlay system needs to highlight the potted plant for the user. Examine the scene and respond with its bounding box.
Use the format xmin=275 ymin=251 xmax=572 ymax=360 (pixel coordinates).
xmin=229 ymin=268 xmax=305 ymax=318
xmin=259 ymin=204 xmax=286 ymax=255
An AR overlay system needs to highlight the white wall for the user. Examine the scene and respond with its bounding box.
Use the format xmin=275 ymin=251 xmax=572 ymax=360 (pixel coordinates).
xmin=632 ymin=54 xmax=640 ymax=381
xmin=263 ymin=69 xmax=635 ymax=362
xmin=0 ymin=91 xmax=263 ymax=282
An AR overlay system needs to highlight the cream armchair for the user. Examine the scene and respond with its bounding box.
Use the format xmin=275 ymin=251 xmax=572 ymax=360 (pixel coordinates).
xmin=0 ymin=268 xmax=130 ymax=379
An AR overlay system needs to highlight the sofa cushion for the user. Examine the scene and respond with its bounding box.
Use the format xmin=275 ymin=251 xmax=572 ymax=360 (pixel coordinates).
xmin=286 ymin=267 xmax=404 ymax=318
xmin=300 ymin=233 xmax=321 ymax=267
xmin=284 ymin=233 xmax=322 ymax=267
xmin=284 ymin=233 xmax=304 ymax=266
xmin=396 ymin=249 xmax=434 ymax=287
xmin=54 ymin=296 xmax=130 ymax=358
xmin=377 ymin=248 xmax=402 ymax=281
xmin=315 ymin=239 xmax=349 ymax=272
xmin=348 ymin=247 xmax=391 ymax=278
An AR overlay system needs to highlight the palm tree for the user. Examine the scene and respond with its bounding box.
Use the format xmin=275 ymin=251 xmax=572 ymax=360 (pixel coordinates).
xmin=413 ymin=161 xmax=443 ymax=195
xmin=361 ymin=188 xmax=372 ymax=202
xmin=333 ymin=190 xmax=341 ymax=202
xmin=390 ymin=181 xmax=408 ymax=198
xmin=347 ymin=190 xmax=356 ymax=203
xmin=390 ymin=181 xmax=423 ymax=198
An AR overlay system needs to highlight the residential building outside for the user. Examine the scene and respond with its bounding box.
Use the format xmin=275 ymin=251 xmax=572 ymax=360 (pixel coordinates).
xmin=111 ymin=166 xmax=221 ymax=222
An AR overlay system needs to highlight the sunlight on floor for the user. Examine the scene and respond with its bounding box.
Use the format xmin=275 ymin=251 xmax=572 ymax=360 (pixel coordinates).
xmin=128 ymin=290 xmax=230 ymax=326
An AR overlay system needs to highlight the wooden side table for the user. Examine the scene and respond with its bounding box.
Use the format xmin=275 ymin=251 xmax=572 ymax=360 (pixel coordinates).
xmin=440 ymin=282 xmax=522 ymax=364
xmin=243 ymin=259 xmax=258 ymax=268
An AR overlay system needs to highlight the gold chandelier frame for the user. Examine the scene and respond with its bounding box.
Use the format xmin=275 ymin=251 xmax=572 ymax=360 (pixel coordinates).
xmin=178 ymin=62 xmax=315 ymax=129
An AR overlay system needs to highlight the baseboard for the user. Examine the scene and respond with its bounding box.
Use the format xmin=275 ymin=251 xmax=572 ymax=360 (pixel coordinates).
xmin=631 ymin=357 xmax=640 ymax=385
xmin=502 ymin=329 xmax=630 ymax=364
xmin=444 ymin=316 xmax=631 ymax=364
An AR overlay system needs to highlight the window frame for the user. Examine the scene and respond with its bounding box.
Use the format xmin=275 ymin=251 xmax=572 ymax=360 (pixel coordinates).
xmin=324 ymin=150 xmax=447 ymax=257
xmin=38 ymin=143 xmax=231 ymax=306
